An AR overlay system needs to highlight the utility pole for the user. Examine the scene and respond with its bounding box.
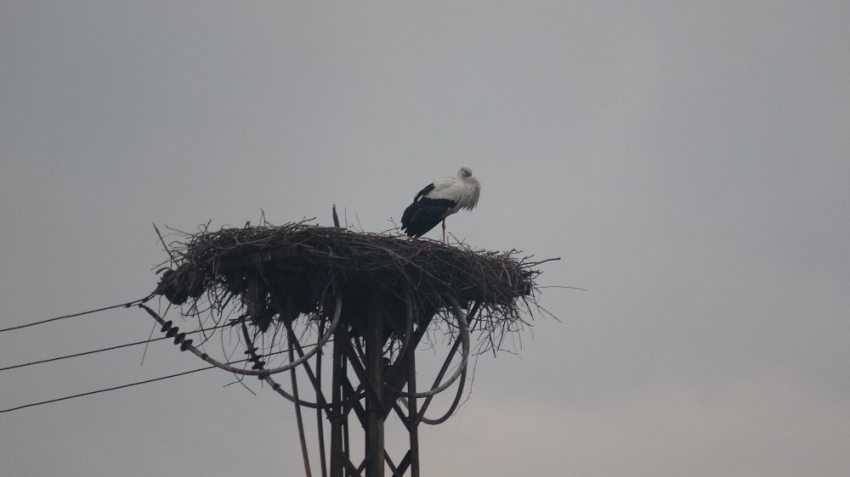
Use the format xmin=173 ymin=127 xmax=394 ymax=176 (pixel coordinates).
xmin=149 ymin=221 xmax=546 ymax=477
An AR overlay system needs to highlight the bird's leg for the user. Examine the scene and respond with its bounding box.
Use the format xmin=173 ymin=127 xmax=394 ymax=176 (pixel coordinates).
xmin=442 ymin=219 xmax=447 ymax=244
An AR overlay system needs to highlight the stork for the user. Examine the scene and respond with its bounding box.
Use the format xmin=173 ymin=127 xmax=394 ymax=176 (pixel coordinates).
xmin=401 ymin=167 xmax=481 ymax=243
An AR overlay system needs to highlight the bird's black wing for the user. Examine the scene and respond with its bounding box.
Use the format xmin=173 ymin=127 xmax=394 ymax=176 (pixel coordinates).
xmin=412 ymin=183 xmax=435 ymax=201
xmin=401 ymin=195 xmax=457 ymax=237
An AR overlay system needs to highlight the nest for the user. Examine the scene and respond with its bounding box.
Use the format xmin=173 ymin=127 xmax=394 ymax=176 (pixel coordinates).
xmin=154 ymin=221 xmax=545 ymax=352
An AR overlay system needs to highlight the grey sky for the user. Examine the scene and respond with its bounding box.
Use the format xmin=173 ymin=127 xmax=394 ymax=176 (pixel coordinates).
xmin=1 ymin=2 xmax=848 ymax=476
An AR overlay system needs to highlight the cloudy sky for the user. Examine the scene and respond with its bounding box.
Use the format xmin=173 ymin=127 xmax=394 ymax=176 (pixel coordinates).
xmin=1 ymin=2 xmax=848 ymax=476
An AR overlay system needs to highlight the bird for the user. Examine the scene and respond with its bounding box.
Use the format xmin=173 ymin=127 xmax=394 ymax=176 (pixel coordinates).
xmin=401 ymin=167 xmax=481 ymax=242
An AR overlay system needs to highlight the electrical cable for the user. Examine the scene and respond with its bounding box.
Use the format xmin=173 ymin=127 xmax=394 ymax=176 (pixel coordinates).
xmin=0 ymin=323 xmax=230 ymax=373
xmin=0 ymin=295 xmax=330 ymax=414
xmin=0 ymin=347 xmax=294 ymax=415
xmin=0 ymin=366 xmax=214 ymax=414
xmin=0 ymin=296 xmax=153 ymax=334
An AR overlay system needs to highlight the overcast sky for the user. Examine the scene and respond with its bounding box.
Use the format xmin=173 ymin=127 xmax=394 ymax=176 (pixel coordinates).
xmin=1 ymin=2 xmax=849 ymax=476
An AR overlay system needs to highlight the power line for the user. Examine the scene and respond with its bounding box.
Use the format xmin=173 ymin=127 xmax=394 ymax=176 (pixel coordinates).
xmin=0 ymin=323 xmax=230 ymax=373
xmin=0 ymin=348 xmax=292 ymax=415
xmin=0 ymin=365 xmax=214 ymax=414
xmin=0 ymin=299 xmax=328 ymax=414
xmin=0 ymin=296 xmax=153 ymax=334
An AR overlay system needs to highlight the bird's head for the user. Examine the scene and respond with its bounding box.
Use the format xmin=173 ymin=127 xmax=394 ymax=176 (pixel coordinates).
xmin=458 ymin=167 xmax=474 ymax=178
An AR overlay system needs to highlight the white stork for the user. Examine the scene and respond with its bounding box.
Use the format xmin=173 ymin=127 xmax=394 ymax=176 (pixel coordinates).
xmin=401 ymin=167 xmax=481 ymax=242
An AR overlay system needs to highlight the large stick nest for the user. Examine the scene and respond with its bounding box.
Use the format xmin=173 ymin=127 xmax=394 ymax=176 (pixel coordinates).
xmin=154 ymin=221 xmax=546 ymax=352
